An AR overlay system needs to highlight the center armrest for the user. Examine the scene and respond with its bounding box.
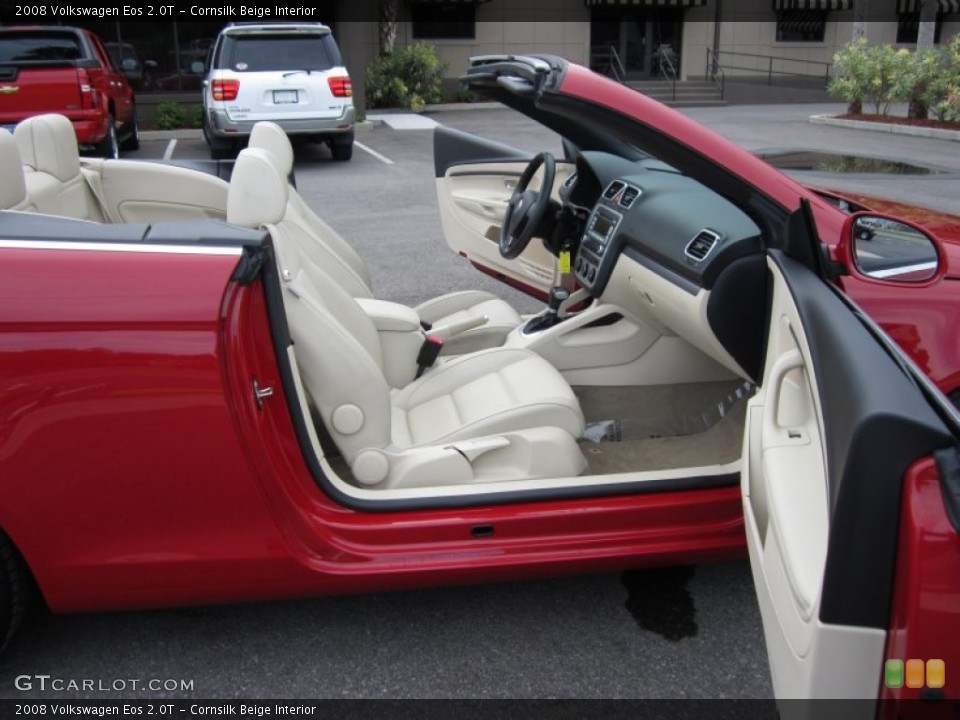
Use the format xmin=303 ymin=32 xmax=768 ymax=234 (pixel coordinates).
xmin=356 ymin=298 xmax=422 ymax=333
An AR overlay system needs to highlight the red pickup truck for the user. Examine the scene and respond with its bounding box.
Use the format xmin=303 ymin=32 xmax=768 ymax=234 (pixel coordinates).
xmin=0 ymin=26 xmax=137 ymax=157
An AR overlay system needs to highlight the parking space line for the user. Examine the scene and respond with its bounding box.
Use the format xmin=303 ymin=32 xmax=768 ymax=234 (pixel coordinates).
xmin=355 ymin=141 xmax=394 ymax=165
xmin=162 ymin=139 xmax=177 ymax=160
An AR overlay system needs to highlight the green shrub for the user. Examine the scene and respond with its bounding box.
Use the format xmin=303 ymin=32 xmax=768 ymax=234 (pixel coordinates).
xmin=925 ymin=35 xmax=960 ymax=121
xmin=366 ymin=42 xmax=446 ymax=111
xmin=154 ymin=102 xmax=203 ymax=129
xmin=829 ymin=39 xmax=913 ymax=115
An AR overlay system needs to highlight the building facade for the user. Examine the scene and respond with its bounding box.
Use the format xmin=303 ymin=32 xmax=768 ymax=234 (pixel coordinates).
xmin=4 ymin=0 xmax=958 ymax=108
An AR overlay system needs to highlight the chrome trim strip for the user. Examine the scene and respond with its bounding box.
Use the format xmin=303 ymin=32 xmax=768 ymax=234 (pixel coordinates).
xmin=0 ymin=239 xmax=243 ymax=256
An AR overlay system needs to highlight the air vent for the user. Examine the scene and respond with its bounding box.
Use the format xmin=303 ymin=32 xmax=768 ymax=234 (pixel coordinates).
xmin=619 ymin=185 xmax=641 ymax=208
xmin=603 ymin=181 xmax=625 ymax=200
xmin=685 ymin=230 xmax=721 ymax=262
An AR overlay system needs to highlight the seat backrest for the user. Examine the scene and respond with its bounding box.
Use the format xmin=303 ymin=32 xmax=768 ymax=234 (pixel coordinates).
xmin=0 ymin=129 xmax=35 ymax=212
xmin=227 ymin=147 xmax=392 ymax=462
xmin=247 ymin=121 xmax=373 ymax=299
xmin=14 ymin=114 xmax=103 ymax=222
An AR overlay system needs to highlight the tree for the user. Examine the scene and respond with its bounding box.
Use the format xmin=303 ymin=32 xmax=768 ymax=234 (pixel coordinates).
xmin=848 ymin=0 xmax=869 ymax=113
xmin=910 ymin=0 xmax=940 ymax=118
xmin=379 ymin=0 xmax=399 ymax=57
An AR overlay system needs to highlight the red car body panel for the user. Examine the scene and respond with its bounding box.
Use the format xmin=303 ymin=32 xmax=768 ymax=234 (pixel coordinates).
xmin=880 ymin=457 xmax=960 ymax=710
xmin=0 ymin=244 xmax=745 ymax=613
xmin=0 ymin=27 xmax=133 ymax=146
xmin=557 ymin=65 xmax=960 ymax=399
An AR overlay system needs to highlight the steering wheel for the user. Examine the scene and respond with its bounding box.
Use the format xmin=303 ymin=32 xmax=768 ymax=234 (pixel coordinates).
xmin=499 ymin=151 xmax=556 ymax=259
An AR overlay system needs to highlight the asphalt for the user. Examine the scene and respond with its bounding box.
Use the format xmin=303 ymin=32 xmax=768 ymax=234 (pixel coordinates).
xmin=2 ymin=100 xmax=956 ymax=702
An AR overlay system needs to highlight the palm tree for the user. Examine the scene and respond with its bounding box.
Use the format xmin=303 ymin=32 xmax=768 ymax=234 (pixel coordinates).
xmin=910 ymin=0 xmax=940 ymax=118
xmin=379 ymin=0 xmax=399 ymax=57
xmin=848 ymin=0 xmax=868 ymax=113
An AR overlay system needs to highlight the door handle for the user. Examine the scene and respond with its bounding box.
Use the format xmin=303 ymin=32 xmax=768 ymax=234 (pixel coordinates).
xmin=503 ymin=179 xmax=515 ymax=191
xmin=763 ymin=348 xmax=805 ymax=441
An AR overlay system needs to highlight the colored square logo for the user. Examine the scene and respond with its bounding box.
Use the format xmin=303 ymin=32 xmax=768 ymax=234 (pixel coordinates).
xmin=927 ymin=659 xmax=945 ymax=689
xmin=906 ymin=659 xmax=926 ymax=689
xmin=885 ymin=659 xmax=904 ymax=689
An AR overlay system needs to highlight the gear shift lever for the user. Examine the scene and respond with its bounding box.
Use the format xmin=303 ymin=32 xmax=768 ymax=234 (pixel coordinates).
xmin=523 ymin=286 xmax=570 ymax=334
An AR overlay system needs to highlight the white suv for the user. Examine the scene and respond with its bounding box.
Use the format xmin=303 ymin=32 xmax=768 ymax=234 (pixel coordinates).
xmin=202 ymin=23 xmax=355 ymax=160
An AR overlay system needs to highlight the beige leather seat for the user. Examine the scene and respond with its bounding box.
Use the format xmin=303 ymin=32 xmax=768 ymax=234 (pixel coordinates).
xmin=228 ymin=147 xmax=586 ymax=490
xmin=14 ymin=114 xmax=104 ymax=222
xmin=248 ymin=121 xmax=523 ymax=354
xmin=0 ymin=129 xmax=36 ymax=212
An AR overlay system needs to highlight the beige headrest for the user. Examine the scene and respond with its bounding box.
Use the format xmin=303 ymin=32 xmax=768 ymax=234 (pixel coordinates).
xmin=15 ymin=114 xmax=81 ymax=183
xmin=227 ymin=148 xmax=288 ymax=229
xmin=0 ymin=129 xmax=28 ymax=210
xmin=248 ymin=121 xmax=294 ymax=178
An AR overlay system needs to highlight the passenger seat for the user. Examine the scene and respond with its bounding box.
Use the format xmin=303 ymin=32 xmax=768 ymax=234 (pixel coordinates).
xmin=14 ymin=114 xmax=104 ymax=222
xmin=0 ymin=129 xmax=36 ymax=212
xmin=227 ymin=147 xmax=586 ymax=490
xmin=248 ymin=121 xmax=524 ymax=354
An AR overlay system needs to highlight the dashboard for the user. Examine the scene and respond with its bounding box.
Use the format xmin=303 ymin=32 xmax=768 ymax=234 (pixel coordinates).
xmin=563 ymin=152 xmax=763 ymax=298
xmin=559 ymin=151 xmax=767 ymax=381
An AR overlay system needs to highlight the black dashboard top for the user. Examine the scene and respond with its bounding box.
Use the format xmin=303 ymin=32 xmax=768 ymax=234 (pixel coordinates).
xmin=569 ymin=153 xmax=762 ymax=295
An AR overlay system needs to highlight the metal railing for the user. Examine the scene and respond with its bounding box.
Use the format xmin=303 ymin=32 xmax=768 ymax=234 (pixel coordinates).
xmin=590 ymin=44 xmax=626 ymax=83
xmin=705 ymin=48 xmax=727 ymax=101
xmin=706 ymin=49 xmax=833 ymax=87
xmin=655 ymin=45 xmax=678 ymax=101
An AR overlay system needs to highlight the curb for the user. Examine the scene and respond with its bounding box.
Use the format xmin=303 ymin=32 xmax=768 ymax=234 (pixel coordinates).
xmin=810 ymin=114 xmax=960 ymax=142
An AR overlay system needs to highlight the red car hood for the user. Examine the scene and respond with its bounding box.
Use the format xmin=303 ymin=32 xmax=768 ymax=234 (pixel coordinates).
xmin=821 ymin=189 xmax=960 ymax=280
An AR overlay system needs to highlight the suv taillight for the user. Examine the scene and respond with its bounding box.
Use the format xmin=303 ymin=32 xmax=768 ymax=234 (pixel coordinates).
xmin=212 ymin=79 xmax=239 ymax=102
xmin=328 ymin=76 xmax=352 ymax=98
xmin=77 ymin=68 xmax=98 ymax=109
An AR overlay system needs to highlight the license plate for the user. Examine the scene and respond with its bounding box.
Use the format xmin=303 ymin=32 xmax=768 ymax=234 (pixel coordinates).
xmin=273 ymin=90 xmax=298 ymax=105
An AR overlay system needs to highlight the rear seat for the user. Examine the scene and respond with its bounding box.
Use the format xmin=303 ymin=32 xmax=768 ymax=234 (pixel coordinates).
xmin=14 ymin=114 xmax=104 ymax=222
xmin=0 ymin=129 xmax=36 ymax=213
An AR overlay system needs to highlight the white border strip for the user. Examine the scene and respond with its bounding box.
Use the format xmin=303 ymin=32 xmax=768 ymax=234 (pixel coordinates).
xmin=162 ymin=139 xmax=178 ymax=160
xmin=0 ymin=239 xmax=243 ymax=256
xmin=355 ymin=141 xmax=394 ymax=165
xmin=865 ymin=261 xmax=937 ymax=279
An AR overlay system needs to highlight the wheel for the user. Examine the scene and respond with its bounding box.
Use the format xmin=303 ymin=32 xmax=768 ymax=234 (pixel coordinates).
xmin=97 ymin=116 xmax=119 ymax=159
xmin=499 ymin=151 xmax=556 ymax=259
xmin=203 ymin=114 xmax=234 ymax=159
xmin=331 ymin=141 xmax=353 ymax=161
xmin=120 ymin=105 xmax=140 ymax=152
xmin=0 ymin=532 xmax=28 ymax=654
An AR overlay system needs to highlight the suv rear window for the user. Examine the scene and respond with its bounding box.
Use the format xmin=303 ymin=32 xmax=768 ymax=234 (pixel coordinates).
xmin=219 ymin=34 xmax=339 ymax=72
xmin=0 ymin=32 xmax=82 ymax=63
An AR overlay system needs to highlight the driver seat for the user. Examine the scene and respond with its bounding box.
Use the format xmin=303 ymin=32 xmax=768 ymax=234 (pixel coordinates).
xmin=248 ymin=121 xmax=523 ymax=354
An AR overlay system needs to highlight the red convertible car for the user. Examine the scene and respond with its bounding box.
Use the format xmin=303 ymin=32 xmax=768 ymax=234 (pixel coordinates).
xmin=1 ymin=56 xmax=959 ymax=708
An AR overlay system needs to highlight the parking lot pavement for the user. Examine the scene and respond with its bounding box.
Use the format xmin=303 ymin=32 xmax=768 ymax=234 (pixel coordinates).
xmin=9 ymin=102 xmax=955 ymax=701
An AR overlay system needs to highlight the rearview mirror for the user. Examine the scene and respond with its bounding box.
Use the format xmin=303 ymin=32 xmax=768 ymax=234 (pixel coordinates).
xmin=849 ymin=214 xmax=940 ymax=283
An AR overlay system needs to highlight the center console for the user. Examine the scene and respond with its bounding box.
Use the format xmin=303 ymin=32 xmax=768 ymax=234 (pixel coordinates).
xmin=574 ymin=203 xmax=622 ymax=295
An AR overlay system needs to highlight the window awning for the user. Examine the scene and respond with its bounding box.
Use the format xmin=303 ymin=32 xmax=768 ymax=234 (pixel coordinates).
xmin=585 ymin=0 xmax=707 ymax=8
xmin=408 ymin=0 xmax=491 ymax=4
xmin=897 ymin=0 xmax=960 ymax=12
xmin=774 ymin=0 xmax=852 ymax=9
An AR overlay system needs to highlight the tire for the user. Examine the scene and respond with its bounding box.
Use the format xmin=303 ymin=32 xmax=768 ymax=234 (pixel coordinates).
xmin=203 ymin=115 xmax=235 ymax=160
xmin=97 ymin=116 xmax=120 ymax=159
xmin=120 ymin=105 xmax=140 ymax=152
xmin=331 ymin=141 xmax=353 ymax=162
xmin=0 ymin=532 xmax=28 ymax=654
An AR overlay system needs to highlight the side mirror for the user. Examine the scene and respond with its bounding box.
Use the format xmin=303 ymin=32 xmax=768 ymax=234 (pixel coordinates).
xmin=843 ymin=212 xmax=942 ymax=284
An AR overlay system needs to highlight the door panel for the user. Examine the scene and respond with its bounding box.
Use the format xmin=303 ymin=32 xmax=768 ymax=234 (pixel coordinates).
xmin=434 ymin=125 xmax=572 ymax=298
xmin=744 ymin=250 xmax=951 ymax=705
xmin=99 ymin=160 xmax=229 ymax=223
xmin=437 ymin=161 xmax=573 ymax=295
